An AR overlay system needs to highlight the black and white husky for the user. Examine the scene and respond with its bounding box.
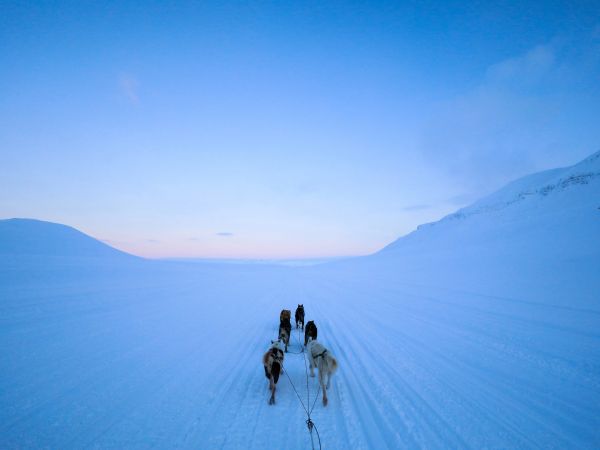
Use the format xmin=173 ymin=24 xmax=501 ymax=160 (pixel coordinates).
xmin=306 ymin=339 xmax=338 ymax=406
xmin=304 ymin=320 xmax=317 ymax=347
xmin=263 ymin=339 xmax=285 ymax=405
xmin=295 ymin=304 xmax=305 ymax=330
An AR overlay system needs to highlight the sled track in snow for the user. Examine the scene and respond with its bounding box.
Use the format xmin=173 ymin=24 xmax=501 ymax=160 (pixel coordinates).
xmin=1 ymin=265 xmax=599 ymax=448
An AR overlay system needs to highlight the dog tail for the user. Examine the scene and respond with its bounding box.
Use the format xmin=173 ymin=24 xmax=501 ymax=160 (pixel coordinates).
xmin=328 ymin=355 xmax=338 ymax=374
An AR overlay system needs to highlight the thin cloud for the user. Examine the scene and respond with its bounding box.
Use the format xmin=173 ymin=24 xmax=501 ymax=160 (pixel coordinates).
xmin=100 ymin=238 xmax=128 ymax=246
xmin=419 ymin=32 xmax=600 ymax=195
xmin=446 ymin=193 xmax=477 ymax=206
xmin=119 ymin=74 xmax=140 ymax=105
xmin=216 ymin=232 xmax=234 ymax=237
xmin=402 ymin=204 xmax=432 ymax=212
xmin=486 ymin=44 xmax=555 ymax=85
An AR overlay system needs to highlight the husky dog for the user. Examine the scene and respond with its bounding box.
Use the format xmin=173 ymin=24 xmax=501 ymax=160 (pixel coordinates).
xmin=263 ymin=339 xmax=285 ymax=405
xmin=295 ymin=304 xmax=305 ymax=330
xmin=279 ymin=317 xmax=292 ymax=352
xmin=307 ymin=339 xmax=338 ymax=406
xmin=304 ymin=320 xmax=317 ymax=346
xmin=280 ymin=309 xmax=291 ymax=323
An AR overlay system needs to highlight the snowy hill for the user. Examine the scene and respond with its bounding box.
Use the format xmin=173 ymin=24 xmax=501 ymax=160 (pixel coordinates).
xmin=354 ymin=150 xmax=600 ymax=308
xmin=1 ymin=154 xmax=599 ymax=449
xmin=440 ymin=149 xmax=599 ymax=221
xmin=380 ymin=149 xmax=600 ymax=258
xmin=0 ymin=218 xmax=138 ymax=260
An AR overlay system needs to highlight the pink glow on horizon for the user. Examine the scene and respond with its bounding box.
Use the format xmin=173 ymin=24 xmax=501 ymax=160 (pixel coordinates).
xmin=110 ymin=240 xmax=376 ymax=260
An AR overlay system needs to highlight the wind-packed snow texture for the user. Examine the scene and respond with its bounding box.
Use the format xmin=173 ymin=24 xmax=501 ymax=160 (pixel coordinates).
xmin=1 ymin=152 xmax=600 ymax=449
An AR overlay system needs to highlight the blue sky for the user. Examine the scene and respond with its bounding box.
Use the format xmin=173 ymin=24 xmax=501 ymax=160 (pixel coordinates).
xmin=1 ymin=1 xmax=599 ymax=258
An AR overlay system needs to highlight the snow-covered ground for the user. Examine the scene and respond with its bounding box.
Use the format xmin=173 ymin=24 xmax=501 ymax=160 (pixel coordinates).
xmin=1 ymin=152 xmax=599 ymax=449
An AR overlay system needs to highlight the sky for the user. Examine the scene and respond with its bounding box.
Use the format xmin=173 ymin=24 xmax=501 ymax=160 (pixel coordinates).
xmin=1 ymin=1 xmax=599 ymax=259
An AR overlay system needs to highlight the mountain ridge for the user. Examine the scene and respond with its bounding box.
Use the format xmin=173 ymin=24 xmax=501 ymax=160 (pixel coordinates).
xmin=380 ymin=150 xmax=600 ymax=254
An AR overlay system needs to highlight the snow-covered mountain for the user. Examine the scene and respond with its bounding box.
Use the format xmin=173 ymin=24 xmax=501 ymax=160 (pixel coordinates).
xmin=0 ymin=218 xmax=138 ymax=260
xmin=380 ymin=149 xmax=600 ymax=258
xmin=334 ymin=150 xmax=600 ymax=308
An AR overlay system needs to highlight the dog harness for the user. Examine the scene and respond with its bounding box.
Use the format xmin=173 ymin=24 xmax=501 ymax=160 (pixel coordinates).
xmin=313 ymin=349 xmax=327 ymax=359
xmin=271 ymin=348 xmax=284 ymax=361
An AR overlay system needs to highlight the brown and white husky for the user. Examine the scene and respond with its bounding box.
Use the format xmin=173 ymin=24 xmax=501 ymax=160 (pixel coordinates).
xmin=306 ymin=339 xmax=338 ymax=406
xmin=263 ymin=339 xmax=285 ymax=405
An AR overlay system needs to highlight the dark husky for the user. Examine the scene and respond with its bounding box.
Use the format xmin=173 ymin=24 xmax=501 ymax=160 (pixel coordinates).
xmin=295 ymin=304 xmax=305 ymax=330
xmin=263 ymin=339 xmax=285 ymax=405
xmin=279 ymin=316 xmax=292 ymax=352
xmin=280 ymin=309 xmax=291 ymax=323
xmin=304 ymin=320 xmax=317 ymax=346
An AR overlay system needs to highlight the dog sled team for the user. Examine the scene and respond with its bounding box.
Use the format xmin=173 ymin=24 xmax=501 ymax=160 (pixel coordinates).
xmin=263 ymin=304 xmax=338 ymax=406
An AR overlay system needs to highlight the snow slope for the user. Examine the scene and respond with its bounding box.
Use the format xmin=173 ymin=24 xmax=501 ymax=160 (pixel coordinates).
xmin=0 ymin=218 xmax=138 ymax=260
xmin=381 ymin=149 xmax=600 ymax=260
xmin=369 ymin=149 xmax=600 ymax=307
xmin=1 ymin=152 xmax=599 ymax=449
